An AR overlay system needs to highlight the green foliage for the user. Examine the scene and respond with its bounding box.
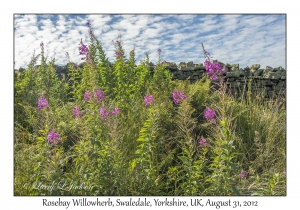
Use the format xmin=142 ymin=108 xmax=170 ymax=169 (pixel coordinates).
xmin=14 ymin=26 xmax=286 ymax=196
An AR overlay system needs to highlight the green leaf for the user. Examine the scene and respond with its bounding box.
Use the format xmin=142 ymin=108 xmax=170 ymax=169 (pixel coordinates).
xmin=178 ymin=156 xmax=190 ymax=166
xmin=37 ymin=137 xmax=45 ymax=142
xmin=231 ymin=186 xmax=241 ymax=195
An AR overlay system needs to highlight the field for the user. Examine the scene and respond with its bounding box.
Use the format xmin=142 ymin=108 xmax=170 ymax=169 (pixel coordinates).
xmin=14 ymin=23 xmax=286 ymax=196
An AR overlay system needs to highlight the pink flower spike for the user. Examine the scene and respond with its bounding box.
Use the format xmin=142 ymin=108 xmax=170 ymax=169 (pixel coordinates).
xmin=204 ymin=108 xmax=216 ymax=122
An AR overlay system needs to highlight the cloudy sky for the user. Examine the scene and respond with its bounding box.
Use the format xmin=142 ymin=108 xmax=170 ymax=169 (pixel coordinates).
xmin=14 ymin=14 xmax=286 ymax=70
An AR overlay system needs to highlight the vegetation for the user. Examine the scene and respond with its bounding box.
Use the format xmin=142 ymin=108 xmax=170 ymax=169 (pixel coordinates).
xmin=14 ymin=22 xmax=286 ymax=196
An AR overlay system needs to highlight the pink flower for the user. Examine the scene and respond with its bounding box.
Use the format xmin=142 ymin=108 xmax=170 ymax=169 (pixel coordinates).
xmin=211 ymin=75 xmax=218 ymax=81
xmin=94 ymin=90 xmax=105 ymax=102
xmin=116 ymin=51 xmax=123 ymax=58
xmin=204 ymin=108 xmax=216 ymax=122
xmin=144 ymin=95 xmax=155 ymax=107
xmin=199 ymin=138 xmax=209 ymax=148
xmin=38 ymin=97 xmax=49 ymax=110
xmin=173 ymin=91 xmax=187 ymax=104
xmin=100 ymin=106 xmax=108 ymax=121
xmin=111 ymin=107 xmax=120 ymax=115
xmin=84 ymin=91 xmax=92 ymax=102
xmin=73 ymin=106 xmax=83 ymax=118
xmin=47 ymin=131 xmax=61 ymax=144
xmin=239 ymin=171 xmax=247 ymax=178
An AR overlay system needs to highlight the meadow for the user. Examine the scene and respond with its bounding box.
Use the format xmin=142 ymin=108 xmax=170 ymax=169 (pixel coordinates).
xmin=14 ymin=22 xmax=286 ymax=196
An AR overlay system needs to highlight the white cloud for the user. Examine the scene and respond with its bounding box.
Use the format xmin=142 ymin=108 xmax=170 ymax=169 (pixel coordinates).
xmin=14 ymin=14 xmax=286 ymax=69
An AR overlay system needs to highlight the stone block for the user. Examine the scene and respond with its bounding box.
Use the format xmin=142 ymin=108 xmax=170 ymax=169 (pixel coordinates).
xmin=250 ymin=64 xmax=261 ymax=70
xmin=244 ymin=69 xmax=250 ymax=76
xmin=225 ymin=63 xmax=232 ymax=68
xmin=177 ymin=75 xmax=187 ymax=80
xmin=163 ymin=62 xmax=177 ymax=70
xmin=226 ymin=71 xmax=240 ymax=78
xmin=194 ymin=66 xmax=206 ymax=70
xmin=231 ymin=64 xmax=240 ymax=71
xmin=187 ymin=61 xmax=194 ymax=67
xmin=263 ymin=72 xmax=281 ymax=80
xmin=264 ymin=80 xmax=274 ymax=86
xmin=178 ymin=62 xmax=186 ymax=67
xmin=239 ymin=70 xmax=245 ymax=76
xmin=180 ymin=67 xmax=194 ymax=71
xmin=185 ymin=71 xmax=193 ymax=76
xmin=277 ymin=81 xmax=285 ymax=87
xmin=278 ymin=70 xmax=286 ymax=76
xmin=195 ymin=63 xmax=204 ymax=67
xmin=262 ymin=69 xmax=272 ymax=76
xmin=252 ymin=69 xmax=263 ymax=76
xmin=193 ymin=72 xmax=202 ymax=76
xmin=244 ymin=66 xmax=250 ymax=71
xmin=265 ymin=66 xmax=273 ymax=71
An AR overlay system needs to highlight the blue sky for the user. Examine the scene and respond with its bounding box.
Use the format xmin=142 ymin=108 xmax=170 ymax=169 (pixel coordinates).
xmin=14 ymin=14 xmax=286 ymax=69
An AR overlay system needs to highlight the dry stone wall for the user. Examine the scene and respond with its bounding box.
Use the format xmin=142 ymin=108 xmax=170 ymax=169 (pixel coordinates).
xmin=149 ymin=61 xmax=286 ymax=99
xmin=15 ymin=60 xmax=286 ymax=100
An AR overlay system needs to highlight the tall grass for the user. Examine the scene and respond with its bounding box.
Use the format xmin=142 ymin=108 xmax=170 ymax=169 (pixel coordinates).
xmin=14 ymin=22 xmax=286 ymax=196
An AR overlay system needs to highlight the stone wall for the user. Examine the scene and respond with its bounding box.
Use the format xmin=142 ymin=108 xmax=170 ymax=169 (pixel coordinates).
xmin=15 ymin=60 xmax=286 ymax=100
xmin=149 ymin=61 xmax=286 ymax=99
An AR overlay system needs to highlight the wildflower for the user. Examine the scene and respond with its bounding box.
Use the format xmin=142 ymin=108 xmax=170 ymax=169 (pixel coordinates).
xmin=130 ymin=50 xmax=135 ymax=56
xmin=40 ymin=41 xmax=44 ymax=47
xmin=239 ymin=171 xmax=247 ymax=179
xmin=157 ymin=48 xmax=161 ymax=53
xmin=204 ymin=108 xmax=216 ymax=122
xmin=72 ymin=106 xmax=83 ymax=118
xmin=38 ymin=97 xmax=49 ymax=110
xmin=116 ymin=51 xmax=123 ymax=58
xmin=199 ymin=138 xmax=209 ymax=148
xmin=100 ymin=106 xmax=108 ymax=120
xmin=204 ymin=59 xmax=226 ymax=81
xmin=179 ymin=91 xmax=188 ymax=100
xmin=79 ymin=43 xmax=89 ymax=56
xmin=144 ymin=95 xmax=155 ymax=107
xmin=84 ymin=91 xmax=92 ymax=102
xmin=86 ymin=21 xmax=91 ymax=27
xmin=211 ymin=75 xmax=218 ymax=81
xmin=173 ymin=91 xmax=187 ymax=104
xmin=47 ymin=131 xmax=61 ymax=144
xmin=94 ymin=90 xmax=105 ymax=102
xmin=111 ymin=107 xmax=120 ymax=115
